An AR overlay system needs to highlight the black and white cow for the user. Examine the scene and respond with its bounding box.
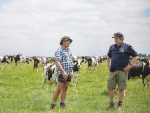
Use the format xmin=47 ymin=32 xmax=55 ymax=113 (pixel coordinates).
xmin=33 ymin=57 xmax=50 ymax=72
xmin=0 ymin=56 xmax=9 ymax=70
xmin=41 ymin=63 xmax=57 ymax=92
xmin=72 ymin=59 xmax=84 ymax=86
xmin=91 ymin=57 xmax=99 ymax=71
xmin=128 ymin=59 xmax=150 ymax=89
xmin=8 ymin=54 xmax=21 ymax=68
xmin=20 ymin=57 xmax=29 ymax=64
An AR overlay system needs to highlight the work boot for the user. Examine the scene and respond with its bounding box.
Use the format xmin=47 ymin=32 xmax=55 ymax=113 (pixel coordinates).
xmin=49 ymin=103 xmax=56 ymax=109
xmin=117 ymin=102 xmax=122 ymax=110
xmin=104 ymin=102 xmax=115 ymax=110
xmin=60 ymin=102 xmax=66 ymax=109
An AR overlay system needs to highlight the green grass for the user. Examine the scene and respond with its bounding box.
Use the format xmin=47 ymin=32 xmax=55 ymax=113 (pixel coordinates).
xmin=0 ymin=61 xmax=150 ymax=113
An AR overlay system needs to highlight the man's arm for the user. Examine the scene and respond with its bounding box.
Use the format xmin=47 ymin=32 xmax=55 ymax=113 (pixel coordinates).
xmin=70 ymin=70 xmax=73 ymax=79
xmin=130 ymin=56 xmax=139 ymax=65
xmin=107 ymin=56 xmax=111 ymax=72
xmin=123 ymin=56 xmax=139 ymax=73
xmin=55 ymin=60 xmax=68 ymax=80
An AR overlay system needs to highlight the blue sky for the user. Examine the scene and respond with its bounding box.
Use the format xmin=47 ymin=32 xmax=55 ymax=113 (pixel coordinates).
xmin=0 ymin=0 xmax=150 ymax=57
xmin=141 ymin=9 xmax=150 ymax=17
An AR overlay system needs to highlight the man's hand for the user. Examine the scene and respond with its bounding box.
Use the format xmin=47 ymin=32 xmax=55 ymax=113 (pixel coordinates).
xmin=70 ymin=71 xmax=73 ymax=79
xmin=62 ymin=72 xmax=68 ymax=80
xmin=123 ymin=64 xmax=131 ymax=73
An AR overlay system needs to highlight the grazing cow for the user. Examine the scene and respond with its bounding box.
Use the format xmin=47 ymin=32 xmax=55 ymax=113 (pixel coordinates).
xmin=33 ymin=57 xmax=50 ymax=72
xmin=72 ymin=59 xmax=84 ymax=86
xmin=8 ymin=54 xmax=21 ymax=67
xmin=91 ymin=57 xmax=99 ymax=71
xmin=128 ymin=59 xmax=150 ymax=89
xmin=20 ymin=57 xmax=29 ymax=64
xmin=0 ymin=56 xmax=9 ymax=70
xmin=41 ymin=63 xmax=57 ymax=92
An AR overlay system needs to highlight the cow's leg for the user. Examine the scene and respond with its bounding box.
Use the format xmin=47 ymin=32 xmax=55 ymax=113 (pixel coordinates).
xmin=72 ymin=77 xmax=74 ymax=86
xmin=41 ymin=78 xmax=45 ymax=91
xmin=96 ymin=64 xmax=98 ymax=71
xmin=50 ymin=83 xmax=52 ymax=93
xmin=75 ymin=77 xmax=78 ymax=86
xmin=147 ymin=80 xmax=149 ymax=90
xmin=1 ymin=63 xmax=3 ymax=70
xmin=37 ymin=67 xmax=38 ymax=72
xmin=143 ymin=78 xmax=146 ymax=89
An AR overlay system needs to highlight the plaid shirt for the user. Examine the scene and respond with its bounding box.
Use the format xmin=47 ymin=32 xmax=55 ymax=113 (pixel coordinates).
xmin=55 ymin=45 xmax=73 ymax=77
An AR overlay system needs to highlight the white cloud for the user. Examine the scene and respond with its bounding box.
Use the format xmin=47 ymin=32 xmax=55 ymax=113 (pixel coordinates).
xmin=0 ymin=0 xmax=150 ymax=56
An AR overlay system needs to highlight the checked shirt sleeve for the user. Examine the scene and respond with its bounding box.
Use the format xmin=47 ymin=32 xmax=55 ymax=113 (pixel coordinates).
xmin=55 ymin=49 xmax=62 ymax=61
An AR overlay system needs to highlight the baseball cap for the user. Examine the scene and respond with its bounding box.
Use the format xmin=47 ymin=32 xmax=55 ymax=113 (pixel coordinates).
xmin=112 ymin=32 xmax=124 ymax=38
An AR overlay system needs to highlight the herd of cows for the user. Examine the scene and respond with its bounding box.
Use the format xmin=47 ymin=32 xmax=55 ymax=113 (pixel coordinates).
xmin=0 ymin=54 xmax=150 ymax=92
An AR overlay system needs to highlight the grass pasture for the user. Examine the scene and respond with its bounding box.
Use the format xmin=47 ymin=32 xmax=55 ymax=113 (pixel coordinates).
xmin=0 ymin=61 xmax=150 ymax=113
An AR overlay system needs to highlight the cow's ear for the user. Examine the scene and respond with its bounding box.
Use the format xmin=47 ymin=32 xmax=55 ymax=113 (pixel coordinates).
xmin=81 ymin=60 xmax=84 ymax=62
xmin=53 ymin=68 xmax=55 ymax=73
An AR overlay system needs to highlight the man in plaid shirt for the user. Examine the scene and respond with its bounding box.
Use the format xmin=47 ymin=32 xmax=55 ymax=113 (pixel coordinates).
xmin=50 ymin=36 xmax=73 ymax=109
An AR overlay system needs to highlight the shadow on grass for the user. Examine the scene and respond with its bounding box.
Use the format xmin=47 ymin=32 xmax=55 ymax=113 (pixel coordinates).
xmin=101 ymin=89 xmax=109 ymax=96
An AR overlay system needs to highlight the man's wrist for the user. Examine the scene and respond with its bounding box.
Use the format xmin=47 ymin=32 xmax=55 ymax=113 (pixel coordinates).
xmin=128 ymin=62 xmax=132 ymax=66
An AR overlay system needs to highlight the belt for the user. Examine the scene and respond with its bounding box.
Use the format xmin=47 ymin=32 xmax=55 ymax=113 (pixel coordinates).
xmin=111 ymin=69 xmax=121 ymax=72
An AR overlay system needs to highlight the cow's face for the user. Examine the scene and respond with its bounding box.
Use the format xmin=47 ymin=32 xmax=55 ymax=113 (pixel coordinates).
xmin=99 ymin=58 xmax=102 ymax=63
xmin=77 ymin=59 xmax=84 ymax=68
xmin=48 ymin=68 xmax=55 ymax=80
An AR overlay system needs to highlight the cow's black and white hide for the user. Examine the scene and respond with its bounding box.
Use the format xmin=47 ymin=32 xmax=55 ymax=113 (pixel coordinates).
xmin=33 ymin=57 xmax=49 ymax=72
xmin=20 ymin=57 xmax=29 ymax=64
xmin=84 ymin=56 xmax=92 ymax=64
xmin=91 ymin=57 xmax=98 ymax=71
xmin=41 ymin=64 xmax=57 ymax=92
xmin=0 ymin=56 xmax=9 ymax=70
xmin=128 ymin=59 xmax=150 ymax=90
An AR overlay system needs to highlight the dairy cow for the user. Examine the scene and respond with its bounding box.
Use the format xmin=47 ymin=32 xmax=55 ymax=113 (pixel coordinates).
xmin=0 ymin=56 xmax=9 ymax=70
xmin=91 ymin=57 xmax=99 ymax=71
xmin=41 ymin=63 xmax=57 ymax=92
xmin=128 ymin=59 xmax=150 ymax=89
xmin=8 ymin=54 xmax=21 ymax=68
xmin=72 ymin=58 xmax=84 ymax=86
xmin=33 ymin=57 xmax=50 ymax=72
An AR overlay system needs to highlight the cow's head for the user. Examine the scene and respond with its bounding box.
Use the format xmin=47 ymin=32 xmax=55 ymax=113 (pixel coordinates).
xmin=77 ymin=59 xmax=84 ymax=68
xmin=99 ymin=58 xmax=102 ymax=63
xmin=47 ymin=64 xmax=55 ymax=80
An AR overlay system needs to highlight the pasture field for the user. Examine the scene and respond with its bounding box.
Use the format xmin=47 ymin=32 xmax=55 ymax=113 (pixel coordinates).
xmin=0 ymin=61 xmax=150 ymax=113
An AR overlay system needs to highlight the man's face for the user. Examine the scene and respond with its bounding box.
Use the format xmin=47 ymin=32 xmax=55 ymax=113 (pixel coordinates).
xmin=63 ymin=39 xmax=71 ymax=47
xmin=114 ymin=38 xmax=122 ymax=45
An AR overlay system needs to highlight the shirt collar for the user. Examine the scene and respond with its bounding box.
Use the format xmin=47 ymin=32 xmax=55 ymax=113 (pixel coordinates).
xmin=115 ymin=42 xmax=124 ymax=48
xmin=61 ymin=45 xmax=68 ymax=50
